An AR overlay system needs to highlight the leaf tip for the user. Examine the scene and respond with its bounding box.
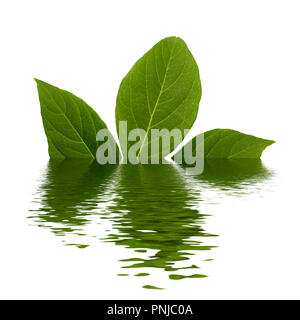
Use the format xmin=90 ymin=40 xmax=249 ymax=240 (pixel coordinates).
xmin=266 ymin=139 xmax=276 ymax=146
xmin=34 ymin=78 xmax=42 ymax=86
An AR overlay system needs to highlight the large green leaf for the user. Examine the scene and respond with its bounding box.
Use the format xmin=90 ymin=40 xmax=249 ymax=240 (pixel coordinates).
xmin=173 ymin=129 xmax=275 ymax=161
xmin=35 ymin=79 xmax=117 ymax=159
xmin=115 ymin=36 xmax=201 ymax=162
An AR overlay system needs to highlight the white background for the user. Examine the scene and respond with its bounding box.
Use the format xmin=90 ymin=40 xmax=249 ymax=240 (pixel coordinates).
xmin=0 ymin=0 xmax=300 ymax=299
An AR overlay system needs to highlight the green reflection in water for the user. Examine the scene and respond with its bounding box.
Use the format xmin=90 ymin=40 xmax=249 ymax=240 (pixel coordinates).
xmin=30 ymin=159 xmax=273 ymax=288
xmin=104 ymin=164 xmax=216 ymax=276
xmin=143 ymin=285 xmax=164 ymax=290
xmin=169 ymin=274 xmax=207 ymax=280
xmin=188 ymin=159 xmax=273 ymax=192
xmin=135 ymin=273 xmax=150 ymax=277
xmin=30 ymin=160 xmax=117 ymax=236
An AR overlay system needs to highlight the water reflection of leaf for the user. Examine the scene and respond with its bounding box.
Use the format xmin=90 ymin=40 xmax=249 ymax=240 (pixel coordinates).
xmin=30 ymin=160 xmax=117 ymax=236
xmin=186 ymin=159 xmax=274 ymax=195
xmin=105 ymin=164 xmax=216 ymax=276
xmin=30 ymin=159 xmax=273 ymax=288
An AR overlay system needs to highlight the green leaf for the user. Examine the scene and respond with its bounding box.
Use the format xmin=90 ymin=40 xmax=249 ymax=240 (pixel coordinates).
xmin=115 ymin=36 xmax=201 ymax=161
xmin=173 ymin=129 xmax=275 ymax=160
xmin=35 ymin=79 xmax=117 ymax=159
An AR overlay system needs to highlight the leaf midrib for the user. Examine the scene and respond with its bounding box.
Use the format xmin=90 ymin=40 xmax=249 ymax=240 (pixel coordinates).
xmin=228 ymin=140 xmax=273 ymax=159
xmin=41 ymin=83 xmax=95 ymax=158
xmin=137 ymin=38 xmax=177 ymax=158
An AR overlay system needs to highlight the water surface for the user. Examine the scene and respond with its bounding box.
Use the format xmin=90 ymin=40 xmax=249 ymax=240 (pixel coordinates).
xmin=30 ymin=160 xmax=273 ymax=288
